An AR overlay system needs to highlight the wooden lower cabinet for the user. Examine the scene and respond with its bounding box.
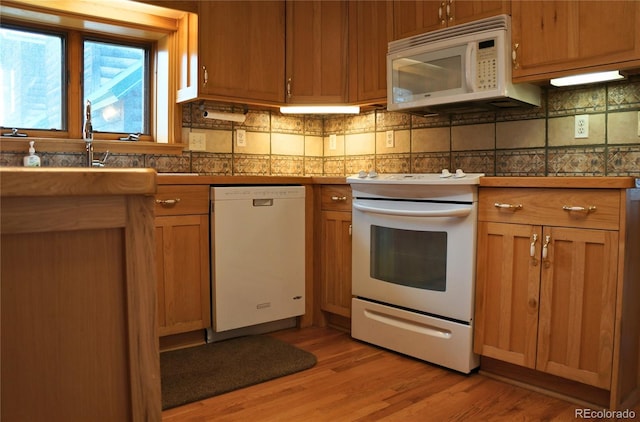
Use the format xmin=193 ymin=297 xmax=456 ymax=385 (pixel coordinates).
xmin=474 ymin=185 xmax=640 ymax=409
xmin=155 ymin=185 xmax=211 ymax=338
xmin=318 ymin=185 xmax=352 ymax=329
xmin=1 ymin=169 xmax=160 ymax=421
xmin=475 ymin=222 xmax=617 ymax=389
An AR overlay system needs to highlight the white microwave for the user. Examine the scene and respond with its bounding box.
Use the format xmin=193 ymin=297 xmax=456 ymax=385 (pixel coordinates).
xmin=387 ymin=14 xmax=540 ymax=113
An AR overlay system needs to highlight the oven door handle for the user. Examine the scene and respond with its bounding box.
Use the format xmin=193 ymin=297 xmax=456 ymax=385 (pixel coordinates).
xmin=353 ymin=202 xmax=472 ymax=218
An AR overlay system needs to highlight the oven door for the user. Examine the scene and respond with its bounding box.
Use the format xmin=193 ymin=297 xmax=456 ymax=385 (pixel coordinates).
xmin=352 ymin=198 xmax=477 ymax=323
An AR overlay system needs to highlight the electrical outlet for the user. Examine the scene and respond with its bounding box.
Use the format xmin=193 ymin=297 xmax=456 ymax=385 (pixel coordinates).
xmin=385 ymin=130 xmax=395 ymax=148
xmin=575 ymin=114 xmax=589 ymax=139
xmin=188 ymin=132 xmax=206 ymax=151
xmin=236 ymin=129 xmax=246 ymax=147
xmin=329 ymin=134 xmax=337 ymax=150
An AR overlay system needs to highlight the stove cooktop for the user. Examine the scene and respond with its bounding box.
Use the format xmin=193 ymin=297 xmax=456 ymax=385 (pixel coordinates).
xmin=347 ymin=170 xmax=484 ymax=185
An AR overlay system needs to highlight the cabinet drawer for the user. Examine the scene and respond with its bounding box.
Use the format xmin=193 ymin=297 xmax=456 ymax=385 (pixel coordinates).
xmin=478 ymin=188 xmax=620 ymax=230
xmin=155 ymin=185 xmax=209 ymax=216
xmin=321 ymin=185 xmax=352 ymax=211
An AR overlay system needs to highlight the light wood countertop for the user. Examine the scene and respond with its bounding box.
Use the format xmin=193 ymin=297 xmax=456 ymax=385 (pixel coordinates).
xmin=479 ymin=176 xmax=638 ymax=189
xmin=0 ymin=167 xmax=157 ymax=196
xmin=156 ymin=174 xmax=348 ymax=185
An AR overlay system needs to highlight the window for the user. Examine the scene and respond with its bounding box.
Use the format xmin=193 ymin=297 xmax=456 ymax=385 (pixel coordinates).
xmin=1 ymin=26 xmax=64 ymax=131
xmin=1 ymin=24 xmax=151 ymax=140
xmin=83 ymin=39 xmax=149 ymax=135
xmin=0 ymin=0 xmax=192 ymax=149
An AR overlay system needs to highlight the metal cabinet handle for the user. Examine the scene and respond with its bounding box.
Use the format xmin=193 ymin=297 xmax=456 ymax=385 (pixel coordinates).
xmin=530 ymin=233 xmax=538 ymax=258
xmin=155 ymin=198 xmax=181 ymax=206
xmin=562 ymin=205 xmax=597 ymax=213
xmin=202 ymin=66 xmax=208 ymax=87
xmin=438 ymin=2 xmax=444 ymax=21
xmin=542 ymin=236 xmax=551 ymax=267
xmin=494 ymin=202 xmax=523 ymax=210
xmin=530 ymin=233 xmax=539 ymax=266
xmin=331 ymin=196 xmax=347 ymax=202
xmin=512 ymin=43 xmax=520 ymax=69
xmin=287 ymin=77 xmax=292 ymax=99
xmin=447 ymin=0 xmax=453 ymax=22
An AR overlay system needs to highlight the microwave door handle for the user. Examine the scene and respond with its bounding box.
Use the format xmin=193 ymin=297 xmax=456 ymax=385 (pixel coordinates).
xmin=353 ymin=202 xmax=472 ymax=218
xmin=465 ymin=44 xmax=475 ymax=92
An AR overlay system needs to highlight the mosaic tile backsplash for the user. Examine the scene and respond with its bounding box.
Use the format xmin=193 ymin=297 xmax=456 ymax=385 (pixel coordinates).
xmin=3 ymin=77 xmax=639 ymax=176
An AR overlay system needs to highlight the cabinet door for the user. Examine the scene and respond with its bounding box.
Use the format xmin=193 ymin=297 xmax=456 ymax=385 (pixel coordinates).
xmin=474 ymin=222 xmax=541 ymax=368
xmin=286 ymin=0 xmax=348 ymax=103
xmin=349 ymin=0 xmax=393 ymax=103
xmin=536 ymin=227 xmax=618 ymax=389
xmin=392 ymin=1 xmax=441 ymax=40
xmin=320 ymin=210 xmax=352 ymax=318
xmin=452 ymin=0 xmax=510 ymax=26
xmin=512 ymin=1 xmax=640 ymax=81
xmin=392 ymin=0 xmax=510 ymax=40
xmin=156 ymin=214 xmax=211 ymax=336
xmin=198 ymin=1 xmax=285 ymax=104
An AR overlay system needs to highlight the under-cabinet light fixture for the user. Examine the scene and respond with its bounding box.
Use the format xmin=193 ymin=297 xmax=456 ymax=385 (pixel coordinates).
xmin=279 ymin=105 xmax=360 ymax=114
xmin=550 ymin=71 xmax=624 ymax=87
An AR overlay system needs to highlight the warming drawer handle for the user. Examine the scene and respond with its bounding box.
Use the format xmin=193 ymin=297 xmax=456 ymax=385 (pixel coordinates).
xmin=363 ymin=309 xmax=452 ymax=339
xmin=155 ymin=198 xmax=181 ymax=206
xmin=331 ymin=196 xmax=348 ymax=202
xmin=353 ymin=202 xmax=472 ymax=218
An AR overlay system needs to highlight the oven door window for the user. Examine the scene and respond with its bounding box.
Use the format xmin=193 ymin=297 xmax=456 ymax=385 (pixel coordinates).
xmin=370 ymin=225 xmax=447 ymax=291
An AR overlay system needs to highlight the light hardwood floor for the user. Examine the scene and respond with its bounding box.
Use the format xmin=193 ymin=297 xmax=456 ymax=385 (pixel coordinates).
xmin=162 ymin=327 xmax=639 ymax=421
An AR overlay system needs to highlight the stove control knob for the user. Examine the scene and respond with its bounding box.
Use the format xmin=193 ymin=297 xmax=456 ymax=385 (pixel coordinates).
xmin=358 ymin=170 xmax=367 ymax=178
xmin=455 ymin=169 xmax=466 ymax=178
xmin=440 ymin=169 xmax=452 ymax=178
xmin=368 ymin=170 xmax=378 ymax=178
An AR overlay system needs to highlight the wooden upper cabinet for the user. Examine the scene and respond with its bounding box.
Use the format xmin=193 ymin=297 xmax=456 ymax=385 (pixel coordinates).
xmin=393 ymin=0 xmax=510 ymax=40
xmin=348 ymin=1 xmax=393 ymax=104
xmin=178 ymin=1 xmax=285 ymax=105
xmin=285 ymin=0 xmax=348 ymax=104
xmin=512 ymin=1 xmax=640 ymax=82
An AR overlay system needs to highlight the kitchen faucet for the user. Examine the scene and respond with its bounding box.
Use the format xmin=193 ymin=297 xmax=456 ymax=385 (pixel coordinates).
xmin=83 ymin=100 xmax=109 ymax=167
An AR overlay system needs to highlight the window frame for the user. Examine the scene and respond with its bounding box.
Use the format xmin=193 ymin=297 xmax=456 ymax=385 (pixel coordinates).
xmin=0 ymin=0 xmax=189 ymax=155
xmin=1 ymin=21 xmax=156 ymax=142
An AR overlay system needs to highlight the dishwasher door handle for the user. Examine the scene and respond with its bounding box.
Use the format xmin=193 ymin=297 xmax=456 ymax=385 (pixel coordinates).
xmin=253 ymin=198 xmax=274 ymax=207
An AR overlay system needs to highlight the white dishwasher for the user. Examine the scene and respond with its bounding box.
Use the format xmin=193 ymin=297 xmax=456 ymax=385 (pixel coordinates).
xmin=210 ymin=186 xmax=306 ymax=332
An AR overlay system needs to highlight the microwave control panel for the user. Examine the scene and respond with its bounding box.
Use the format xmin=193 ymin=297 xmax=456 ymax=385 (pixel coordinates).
xmin=475 ymin=39 xmax=497 ymax=91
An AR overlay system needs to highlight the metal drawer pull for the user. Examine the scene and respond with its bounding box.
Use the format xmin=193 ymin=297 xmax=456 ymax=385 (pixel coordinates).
xmin=494 ymin=202 xmax=523 ymax=210
xmin=331 ymin=196 xmax=348 ymax=201
xmin=155 ymin=198 xmax=181 ymax=206
xmin=562 ymin=205 xmax=596 ymax=213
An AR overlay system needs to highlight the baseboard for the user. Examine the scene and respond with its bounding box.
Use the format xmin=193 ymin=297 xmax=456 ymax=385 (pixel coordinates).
xmin=480 ymin=357 xmax=610 ymax=409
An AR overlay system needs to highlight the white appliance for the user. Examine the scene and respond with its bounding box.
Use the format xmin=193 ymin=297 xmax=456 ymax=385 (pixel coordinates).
xmin=210 ymin=186 xmax=305 ymax=332
xmin=387 ymin=14 xmax=540 ymax=113
xmin=348 ymin=171 xmax=482 ymax=374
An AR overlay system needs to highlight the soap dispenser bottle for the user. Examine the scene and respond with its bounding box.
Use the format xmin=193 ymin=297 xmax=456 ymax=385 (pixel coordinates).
xmin=23 ymin=141 xmax=41 ymax=167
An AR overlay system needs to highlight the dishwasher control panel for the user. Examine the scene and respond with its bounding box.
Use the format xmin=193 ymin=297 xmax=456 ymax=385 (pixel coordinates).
xmin=211 ymin=186 xmax=305 ymax=201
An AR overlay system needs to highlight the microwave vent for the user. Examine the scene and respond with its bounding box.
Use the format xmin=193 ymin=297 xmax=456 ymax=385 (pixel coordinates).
xmin=389 ymin=14 xmax=510 ymax=54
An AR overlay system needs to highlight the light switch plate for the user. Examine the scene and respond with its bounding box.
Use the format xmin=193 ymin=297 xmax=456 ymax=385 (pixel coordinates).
xmin=385 ymin=130 xmax=395 ymax=148
xmin=236 ymin=129 xmax=247 ymax=147
xmin=329 ymin=134 xmax=337 ymax=150
xmin=188 ymin=132 xmax=206 ymax=151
